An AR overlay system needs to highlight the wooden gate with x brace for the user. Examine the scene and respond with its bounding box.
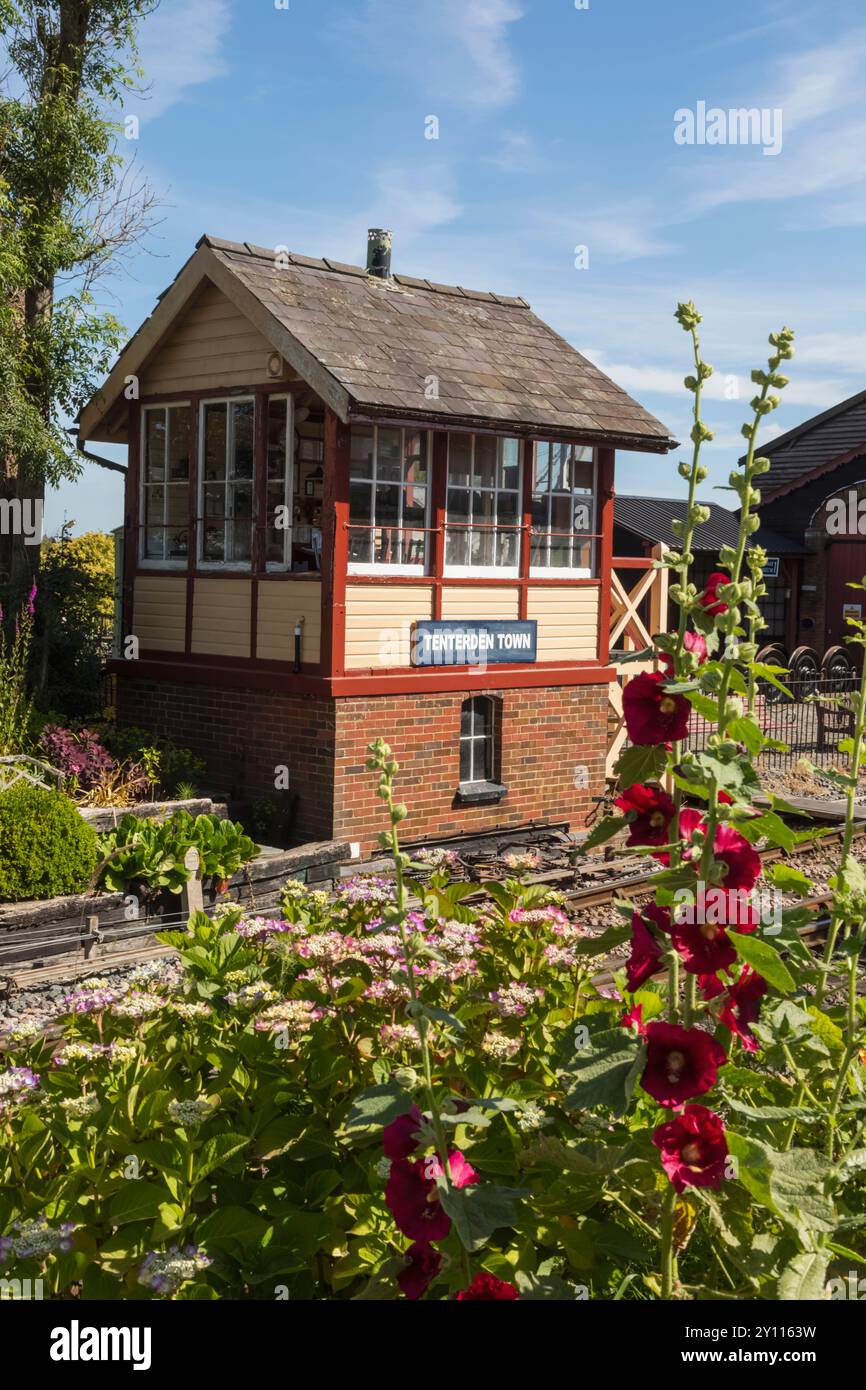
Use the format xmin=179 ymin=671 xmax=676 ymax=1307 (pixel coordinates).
xmin=606 ymin=544 xmax=670 ymax=778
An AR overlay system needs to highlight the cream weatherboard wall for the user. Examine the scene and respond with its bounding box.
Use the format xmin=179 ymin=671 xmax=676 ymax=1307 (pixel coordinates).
xmin=344 ymin=584 xmax=434 ymax=670
xmin=439 ymin=587 xmax=520 ymax=621
xmin=527 ymin=586 xmax=600 ymax=661
xmin=191 ymin=578 xmax=251 ymax=658
xmin=132 ymin=575 xmax=186 ymax=653
xmin=139 ymin=282 xmax=291 ymax=395
xmin=256 ymin=580 xmax=322 ymax=664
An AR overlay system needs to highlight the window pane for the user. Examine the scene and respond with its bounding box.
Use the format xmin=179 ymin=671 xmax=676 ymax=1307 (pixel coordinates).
xmin=460 ymin=737 xmax=474 ymax=783
xmin=203 ymin=405 xmax=226 ymax=482
xmin=145 ymin=483 xmax=164 ymax=527
xmin=375 ymin=483 xmax=400 ymax=525
xmin=266 ymin=481 xmax=287 ymax=564
xmin=474 ymin=435 xmax=497 ymax=487
xmin=550 ymin=494 xmax=572 ymax=534
xmin=168 ymin=408 xmax=190 ymax=481
xmin=497 ymin=491 xmax=519 ymax=524
xmin=231 ymin=402 xmax=254 ymax=481
xmin=448 ymin=434 xmax=472 ymax=486
xmin=572 ymin=458 xmax=594 ymax=491
xmin=533 ymin=441 xmax=550 ymax=493
xmin=350 ymin=426 xmax=374 ymax=479
xmin=143 ymin=528 xmax=165 ymax=560
xmin=550 ymin=443 xmax=570 ymax=492
xmin=402 ymin=485 xmax=427 ymax=526
xmin=348 ymin=528 xmax=373 ymax=564
xmin=573 ymin=538 xmax=594 ymax=570
xmin=404 ymin=432 xmax=427 ymax=484
xmin=202 ymin=484 xmax=225 ymax=562
xmin=377 ymin=428 xmax=402 ymax=482
xmin=499 ymin=438 xmax=521 ymax=491
xmin=471 ymin=527 xmax=494 ymax=567
xmin=447 ymin=487 xmax=470 ymax=521
xmin=496 ymin=530 xmax=519 ymax=568
xmin=267 ymin=399 xmax=288 ymax=480
xmin=349 ymin=480 xmax=373 ymax=522
xmin=471 ymin=698 xmax=489 ymax=736
xmin=573 ymin=497 xmax=593 ymax=533
xmin=145 ymin=412 xmax=166 ymax=483
xmin=446 ymin=528 xmax=469 ymax=567
xmin=460 ymin=702 xmax=475 ymax=738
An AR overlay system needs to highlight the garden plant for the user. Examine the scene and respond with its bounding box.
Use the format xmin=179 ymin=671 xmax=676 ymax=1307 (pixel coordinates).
xmin=1 ymin=308 xmax=866 ymax=1300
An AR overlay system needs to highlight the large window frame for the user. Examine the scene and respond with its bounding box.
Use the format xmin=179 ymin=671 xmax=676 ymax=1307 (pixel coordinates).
xmin=197 ymin=396 xmax=257 ymax=571
xmin=139 ymin=402 xmax=192 ymax=570
xmin=444 ymin=434 xmax=523 ymax=579
xmin=530 ymin=442 xmax=597 ymax=578
xmin=348 ymin=424 xmax=431 ymax=576
xmin=459 ymin=695 xmax=497 ymax=785
xmin=264 ymin=394 xmax=294 ymax=573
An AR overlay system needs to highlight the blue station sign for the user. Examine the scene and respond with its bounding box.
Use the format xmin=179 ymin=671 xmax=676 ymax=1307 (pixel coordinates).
xmin=412 ymin=620 xmax=538 ymax=667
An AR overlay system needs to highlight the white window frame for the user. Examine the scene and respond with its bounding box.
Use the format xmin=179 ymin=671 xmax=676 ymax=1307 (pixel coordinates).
xmin=197 ymin=396 xmax=256 ymax=572
xmin=459 ymin=695 xmax=496 ymax=784
xmin=347 ymin=425 xmax=432 ymax=576
xmin=444 ymin=434 xmax=523 ymax=579
xmin=264 ymin=394 xmax=294 ymax=573
xmin=529 ymin=443 xmax=597 ymax=579
xmin=139 ymin=402 xmax=192 ymax=570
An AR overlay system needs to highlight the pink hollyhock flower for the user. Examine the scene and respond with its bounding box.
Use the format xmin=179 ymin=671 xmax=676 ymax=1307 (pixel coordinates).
xmin=615 ymin=783 xmax=675 ymax=849
xmin=456 ymin=1271 xmax=519 ymax=1301
xmin=699 ymin=571 xmax=731 ymax=616
xmin=397 ymin=1242 xmax=442 ymax=1300
xmin=641 ymin=1020 xmax=727 ymax=1108
xmin=701 ymin=967 xmax=767 ymax=1051
xmin=668 ymin=889 xmax=758 ymax=977
xmin=622 ymin=672 xmax=691 ymax=746
xmin=625 ymin=907 xmax=668 ymax=992
xmin=676 ymin=810 xmax=761 ymax=893
xmin=385 ymin=1150 xmax=478 ymax=1242
xmin=652 ymin=1104 xmax=728 ymax=1193
xmin=383 ymin=1105 xmax=424 ymax=1161
xmin=660 ymin=629 xmax=708 ymax=675
xmin=620 ymin=1003 xmax=647 ymax=1036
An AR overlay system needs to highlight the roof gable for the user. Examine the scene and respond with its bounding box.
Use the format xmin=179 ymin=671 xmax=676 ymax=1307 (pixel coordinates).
xmin=741 ymin=388 xmax=866 ymax=502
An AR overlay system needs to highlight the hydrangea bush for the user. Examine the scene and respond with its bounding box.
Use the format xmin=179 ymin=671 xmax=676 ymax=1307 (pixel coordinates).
xmin=1 ymin=308 xmax=865 ymax=1300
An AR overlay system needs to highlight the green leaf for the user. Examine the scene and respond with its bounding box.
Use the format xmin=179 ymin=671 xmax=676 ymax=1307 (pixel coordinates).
xmin=105 ymin=1181 xmax=172 ymax=1225
xmin=777 ymin=1251 xmax=828 ymax=1301
xmin=193 ymin=1132 xmax=251 ymax=1184
xmin=196 ymin=1205 xmax=270 ymax=1247
xmin=765 ymin=863 xmax=813 ymax=897
xmin=736 ymin=811 xmax=797 ymax=852
xmin=727 ymin=715 xmax=765 ymax=755
xmin=345 ymin=1082 xmax=415 ymax=1133
xmin=437 ymin=1183 xmax=526 ymax=1253
xmin=614 ymin=743 xmax=667 ymax=786
xmin=731 ymin=932 xmax=796 ymax=994
xmin=581 ymin=815 xmax=627 ymax=852
xmin=563 ymin=1027 xmax=642 ymax=1116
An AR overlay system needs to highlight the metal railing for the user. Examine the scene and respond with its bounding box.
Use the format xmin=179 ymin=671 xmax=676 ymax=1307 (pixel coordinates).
xmin=687 ymin=674 xmax=860 ymax=769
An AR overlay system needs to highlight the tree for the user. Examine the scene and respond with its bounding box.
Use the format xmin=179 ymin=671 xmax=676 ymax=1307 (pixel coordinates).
xmin=33 ymin=526 xmax=115 ymax=718
xmin=0 ymin=0 xmax=157 ymax=603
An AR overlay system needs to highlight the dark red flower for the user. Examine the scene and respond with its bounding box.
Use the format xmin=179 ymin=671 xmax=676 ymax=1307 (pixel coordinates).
xmin=641 ymin=1020 xmax=727 ymax=1108
xmin=625 ymin=906 xmax=668 ymax=992
xmin=456 ymin=1271 xmax=519 ymax=1301
xmin=660 ymin=629 xmax=708 ymax=675
xmin=615 ymin=783 xmax=676 ymax=849
xmin=383 ymin=1105 xmax=423 ymax=1161
xmin=668 ymin=889 xmax=758 ymax=976
xmin=701 ymin=967 xmax=767 ymax=1051
xmin=621 ymin=1003 xmax=647 ymax=1036
xmin=397 ymin=1241 xmax=442 ymax=1300
xmin=699 ymin=571 xmax=731 ymax=616
xmin=677 ymin=810 xmax=762 ymax=893
xmin=622 ymin=672 xmax=691 ymax=746
xmin=385 ymin=1150 xmax=478 ymax=1241
xmin=652 ymin=1104 xmax=728 ymax=1193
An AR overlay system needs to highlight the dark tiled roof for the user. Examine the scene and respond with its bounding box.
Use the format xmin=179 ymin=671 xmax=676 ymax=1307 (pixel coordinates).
xmin=614 ymin=495 xmax=805 ymax=555
xmin=739 ymin=388 xmax=866 ymax=498
xmin=200 ymin=235 xmax=676 ymax=451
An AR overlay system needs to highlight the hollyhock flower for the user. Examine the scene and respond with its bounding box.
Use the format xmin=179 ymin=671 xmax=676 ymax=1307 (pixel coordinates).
xmin=625 ymin=906 xmax=669 ymax=992
xmin=641 ymin=1021 xmax=727 ymax=1108
xmin=621 ymin=1003 xmax=647 ymax=1036
xmin=652 ymin=1105 xmax=729 ymax=1193
xmin=398 ymin=1242 xmax=442 ymax=1300
xmin=669 ymin=889 xmax=758 ymax=977
xmin=456 ymin=1272 xmax=519 ymax=1301
xmin=383 ymin=1105 xmax=424 ymax=1161
xmin=676 ymin=810 xmax=761 ymax=893
xmin=622 ymin=672 xmax=690 ymax=746
xmin=701 ymin=967 xmax=767 ymax=1051
xmin=615 ymin=783 xmax=675 ymax=849
xmin=699 ymin=572 xmax=731 ymax=616
xmin=385 ymin=1151 xmax=478 ymax=1242
xmin=660 ymin=629 xmax=708 ymax=675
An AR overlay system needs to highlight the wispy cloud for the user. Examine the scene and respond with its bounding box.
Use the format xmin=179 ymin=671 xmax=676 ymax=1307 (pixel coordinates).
xmin=126 ymin=0 xmax=232 ymax=122
xmin=334 ymin=0 xmax=524 ymax=110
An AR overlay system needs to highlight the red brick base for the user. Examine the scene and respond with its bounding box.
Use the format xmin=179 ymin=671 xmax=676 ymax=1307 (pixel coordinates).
xmin=116 ymin=678 xmax=608 ymax=851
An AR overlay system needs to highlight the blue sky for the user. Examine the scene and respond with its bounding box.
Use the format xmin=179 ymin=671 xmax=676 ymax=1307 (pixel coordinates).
xmin=53 ymin=0 xmax=866 ymax=535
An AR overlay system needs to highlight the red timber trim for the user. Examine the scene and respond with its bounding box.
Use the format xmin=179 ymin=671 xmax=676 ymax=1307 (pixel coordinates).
xmin=343 ymin=575 xmax=601 ymax=588
xmin=596 ymin=447 xmax=615 ymax=667
xmin=430 ymin=432 xmax=448 ymax=619
xmin=251 ymin=387 xmax=269 ymax=659
xmin=519 ymin=438 xmax=533 ymax=620
xmin=612 ymin=556 xmax=654 ymax=569
xmin=109 ymin=654 xmax=613 ymax=696
xmin=322 ymin=408 xmax=350 ymax=678
xmin=123 ymin=400 xmax=141 ymax=646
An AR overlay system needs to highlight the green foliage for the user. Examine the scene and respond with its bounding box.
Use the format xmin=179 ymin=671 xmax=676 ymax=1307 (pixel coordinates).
xmin=96 ymin=811 xmax=259 ymax=894
xmin=0 ymin=782 xmax=97 ymax=901
xmin=0 ymin=588 xmax=37 ymax=754
xmin=31 ymin=531 xmax=115 ymax=720
xmin=102 ymin=725 xmax=206 ymax=799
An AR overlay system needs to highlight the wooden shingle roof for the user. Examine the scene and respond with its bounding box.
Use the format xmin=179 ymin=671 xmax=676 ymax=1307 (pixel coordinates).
xmin=79 ymin=235 xmax=676 ymax=452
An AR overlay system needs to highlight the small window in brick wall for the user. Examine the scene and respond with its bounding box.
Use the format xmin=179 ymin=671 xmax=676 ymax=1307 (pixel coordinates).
xmin=457 ymin=696 xmax=507 ymax=804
